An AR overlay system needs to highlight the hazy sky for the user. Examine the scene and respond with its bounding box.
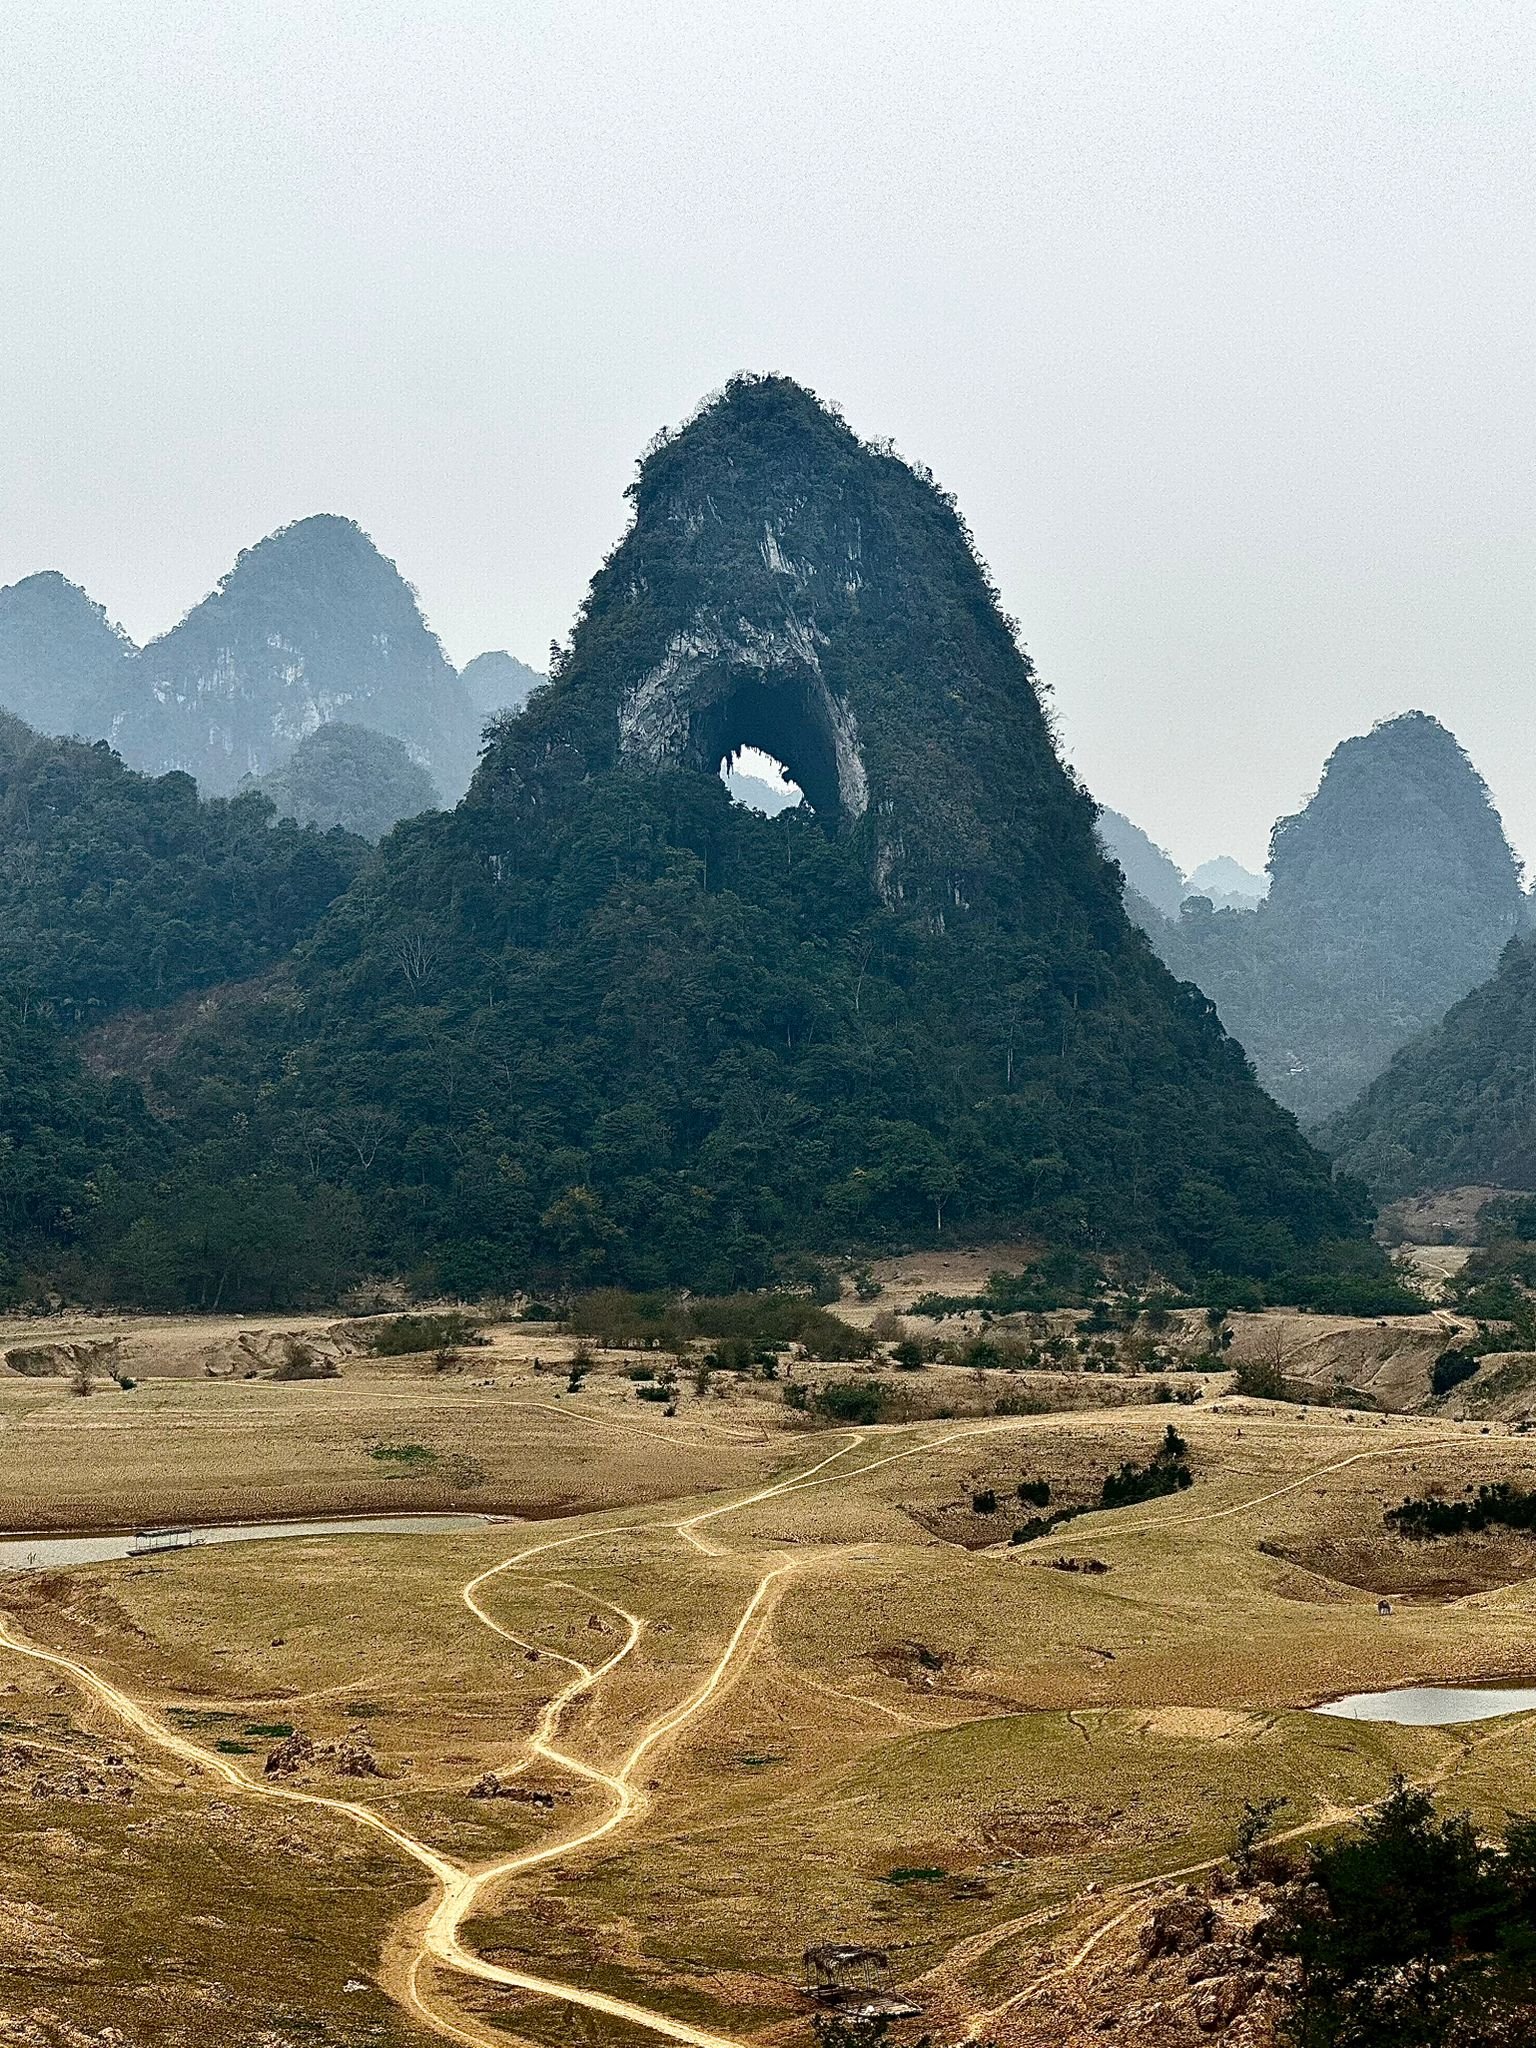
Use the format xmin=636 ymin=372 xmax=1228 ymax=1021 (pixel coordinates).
xmin=4 ymin=2 xmax=1532 ymax=874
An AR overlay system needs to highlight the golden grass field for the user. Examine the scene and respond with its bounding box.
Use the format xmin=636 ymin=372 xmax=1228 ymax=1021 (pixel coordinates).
xmin=3 ymin=1304 xmax=1536 ymax=2048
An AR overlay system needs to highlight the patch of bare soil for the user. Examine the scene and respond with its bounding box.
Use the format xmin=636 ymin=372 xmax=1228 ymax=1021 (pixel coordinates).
xmin=869 ymin=1640 xmax=967 ymax=1691
xmin=1260 ymin=1529 xmax=1536 ymax=1599
xmin=979 ymin=1799 xmax=1132 ymax=1857
xmin=1378 ymin=1185 xmax=1517 ymax=1247
xmin=76 ymin=971 xmax=287 ymax=1113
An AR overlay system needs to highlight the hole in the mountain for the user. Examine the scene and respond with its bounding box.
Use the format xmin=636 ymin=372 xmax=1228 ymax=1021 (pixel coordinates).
xmin=695 ymin=664 xmax=841 ymax=820
xmin=720 ymin=746 xmax=805 ymax=816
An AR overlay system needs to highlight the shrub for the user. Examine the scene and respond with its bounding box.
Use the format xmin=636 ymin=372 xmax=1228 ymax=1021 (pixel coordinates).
xmin=369 ymin=1312 xmax=481 ymax=1356
xmin=1017 ymin=1478 xmax=1051 ymax=1507
xmin=271 ymin=1337 xmax=339 ymax=1381
xmin=1100 ymin=1425 xmax=1192 ymax=1509
xmin=1232 ymin=1357 xmax=1287 ymax=1401
xmin=815 ymin=1379 xmax=888 ymax=1424
xmin=972 ymin=1488 xmax=998 ymax=1515
xmin=1431 ymin=1347 xmax=1480 ymax=1398
xmin=1387 ymin=1480 xmax=1536 ymax=1541
xmin=1268 ymin=1781 xmax=1536 ymax=2043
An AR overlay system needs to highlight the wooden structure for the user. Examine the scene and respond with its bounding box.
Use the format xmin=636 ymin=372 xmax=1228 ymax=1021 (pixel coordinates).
xmin=129 ymin=1527 xmax=194 ymax=1557
xmin=800 ymin=1945 xmax=921 ymax=2020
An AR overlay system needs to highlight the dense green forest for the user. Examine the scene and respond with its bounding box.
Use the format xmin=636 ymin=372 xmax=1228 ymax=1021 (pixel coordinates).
xmin=1326 ymin=935 xmax=1536 ymax=1196
xmin=0 ymin=994 xmax=163 ymax=1297
xmin=0 ymin=713 xmax=365 ymax=1026
xmin=249 ymin=722 xmax=441 ymax=841
xmin=1158 ymin=713 xmax=1524 ymax=1125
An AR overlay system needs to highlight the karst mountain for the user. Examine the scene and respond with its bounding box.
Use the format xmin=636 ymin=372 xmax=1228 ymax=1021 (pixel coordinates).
xmin=1159 ymin=712 xmax=1524 ymax=1126
xmin=0 ymin=519 xmax=490 ymax=803
xmin=0 ymin=570 xmax=136 ymax=737
xmin=1095 ymin=807 xmax=1187 ymax=925
xmin=113 ymin=373 xmax=1373 ymax=1301
xmin=1326 ymin=935 xmax=1536 ymax=1196
xmin=111 ymin=515 xmax=479 ymax=798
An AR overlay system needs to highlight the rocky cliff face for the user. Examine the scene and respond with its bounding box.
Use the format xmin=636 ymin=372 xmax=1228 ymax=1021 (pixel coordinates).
xmin=0 ymin=572 xmax=135 ymax=738
xmin=110 ymin=516 xmax=480 ymax=799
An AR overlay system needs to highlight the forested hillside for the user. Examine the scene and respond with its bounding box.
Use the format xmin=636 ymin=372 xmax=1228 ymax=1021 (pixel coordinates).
xmin=0 ymin=993 xmax=163 ymax=1298
xmin=125 ymin=376 xmax=1377 ymax=1304
xmin=1326 ymin=936 xmax=1536 ymax=1196
xmin=1161 ymin=713 xmax=1523 ymax=1124
xmin=0 ymin=713 xmax=365 ymax=1025
xmin=249 ymin=722 xmax=441 ymax=841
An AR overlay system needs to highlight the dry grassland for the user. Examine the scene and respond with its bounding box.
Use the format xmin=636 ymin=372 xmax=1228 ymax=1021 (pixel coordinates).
xmin=3 ymin=1331 xmax=1536 ymax=2048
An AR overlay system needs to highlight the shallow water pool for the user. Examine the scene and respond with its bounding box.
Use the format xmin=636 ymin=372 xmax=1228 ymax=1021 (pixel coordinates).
xmin=1315 ymin=1685 xmax=1536 ymax=1726
xmin=0 ymin=1514 xmax=498 ymax=1574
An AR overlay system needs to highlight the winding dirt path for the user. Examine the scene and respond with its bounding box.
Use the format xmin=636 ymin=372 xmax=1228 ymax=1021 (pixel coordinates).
xmin=0 ymin=1411 xmax=1492 ymax=2047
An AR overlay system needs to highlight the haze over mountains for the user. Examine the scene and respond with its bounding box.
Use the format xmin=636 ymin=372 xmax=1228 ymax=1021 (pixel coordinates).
xmin=1094 ymin=810 xmax=1266 ymax=930
xmin=0 ymin=519 xmax=548 ymax=817
xmin=1113 ymin=713 xmax=1526 ymax=1128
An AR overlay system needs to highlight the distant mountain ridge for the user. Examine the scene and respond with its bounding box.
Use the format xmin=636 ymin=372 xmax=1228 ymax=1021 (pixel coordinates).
xmin=1095 ymin=808 xmax=1186 ymax=920
xmin=111 ymin=516 xmax=478 ymax=798
xmin=1161 ymin=712 xmax=1524 ymax=1125
xmin=0 ymin=519 xmax=523 ymax=802
xmin=1185 ymin=854 xmax=1266 ymax=910
xmin=460 ymin=650 xmax=545 ymax=719
xmin=1326 ymin=936 xmax=1536 ymax=1195
xmin=0 ymin=571 xmax=136 ymax=736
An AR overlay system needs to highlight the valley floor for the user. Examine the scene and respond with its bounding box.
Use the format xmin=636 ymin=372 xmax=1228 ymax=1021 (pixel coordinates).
xmin=3 ymin=1323 xmax=1536 ymax=2047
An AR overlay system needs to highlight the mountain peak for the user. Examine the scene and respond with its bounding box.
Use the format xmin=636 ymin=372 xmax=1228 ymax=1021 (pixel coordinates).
xmin=113 ymin=516 xmax=477 ymax=798
xmin=0 ymin=570 xmax=135 ymax=736
xmin=1160 ymin=709 xmax=1522 ymax=1123
xmin=486 ymin=373 xmax=1063 ymax=917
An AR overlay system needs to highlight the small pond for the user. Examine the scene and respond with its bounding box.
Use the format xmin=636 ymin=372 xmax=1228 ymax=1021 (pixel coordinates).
xmin=0 ymin=1514 xmax=497 ymax=1574
xmin=1315 ymin=1685 xmax=1536 ymax=1726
